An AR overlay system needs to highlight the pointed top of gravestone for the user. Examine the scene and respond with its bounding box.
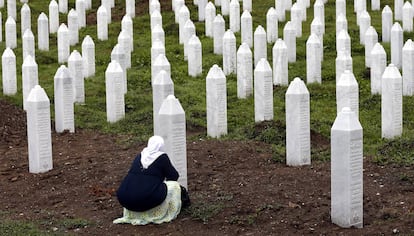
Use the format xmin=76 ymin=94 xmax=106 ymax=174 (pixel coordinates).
xmin=21 ymin=3 xmax=30 ymax=12
xmin=118 ymin=30 xmax=129 ymax=40
xmin=179 ymin=4 xmax=189 ymax=14
xmin=68 ymin=50 xmax=82 ymax=61
xmin=223 ymin=29 xmax=236 ymax=39
xmin=311 ymin=17 xmax=322 ymax=26
xmin=392 ymin=22 xmax=403 ymax=31
xmin=214 ymin=14 xmax=225 ymax=23
xmin=207 ymin=64 xmax=226 ymax=79
xmin=68 ymin=8 xmax=78 ymax=17
xmin=403 ymin=1 xmax=412 ymax=8
xmin=332 ymin=107 xmax=362 ymax=131
xmin=238 ymin=42 xmax=251 ymax=54
xmin=55 ymin=65 xmax=72 ymax=79
xmin=241 ymin=10 xmax=252 ymax=18
xmin=254 ymin=25 xmax=266 ymax=35
xmin=314 ymin=0 xmax=324 ymax=6
xmin=97 ymin=5 xmax=107 ymax=14
xmin=403 ymin=39 xmax=414 ymax=50
xmin=106 ymin=60 xmax=123 ymax=74
xmin=39 ymin=12 xmax=48 ymax=20
xmin=6 ymin=16 xmax=16 ymax=24
xmin=337 ymin=70 xmax=358 ymax=87
xmin=206 ymin=1 xmax=215 ymax=10
xmin=111 ymin=44 xmax=123 ymax=56
xmin=360 ymin=10 xmax=370 ymax=19
xmin=184 ymin=19 xmax=195 ymax=29
xmin=365 ymin=26 xmax=377 ymax=36
xmin=383 ymin=64 xmax=402 ymax=79
xmin=291 ymin=2 xmax=299 ymax=10
xmin=154 ymin=54 xmax=170 ymax=67
xmin=383 ymin=5 xmax=392 ymax=13
xmin=151 ymin=9 xmax=161 ymax=18
xmin=267 ymin=7 xmax=276 ymax=16
xmin=23 ymin=29 xmax=34 ymax=38
xmin=49 ymin=0 xmax=58 ymax=7
xmin=338 ymin=29 xmax=350 ymax=39
xmin=158 ymin=94 xmax=185 ymax=115
xmin=284 ymin=21 xmax=293 ymax=30
xmin=371 ymin=43 xmax=386 ymax=55
xmin=188 ymin=34 xmax=201 ymax=45
xmin=286 ymin=77 xmax=309 ymax=95
xmin=27 ymin=85 xmax=49 ymax=103
xmin=2 ymin=47 xmax=16 ymax=58
xmin=23 ymin=54 xmax=37 ymax=67
xmin=274 ymin=38 xmax=287 ymax=49
xmin=82 ymin=35 xmax=94 ymax=45
xmin=230 ymin=0 xmax=239 ymax=6
xmin=307 ymin=34 xmax=320 ymax=45
xmin=154 ymin=70 xmax=174 ymax=85
xmin=58 ymin=23 xmax=68 ymax=31
xmin=255 ymin=58 xmax=272 ymax=72
xmin=122 ymin=14 xmax=132 ymax=23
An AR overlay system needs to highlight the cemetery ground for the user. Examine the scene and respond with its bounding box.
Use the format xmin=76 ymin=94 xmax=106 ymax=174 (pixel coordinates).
xmin=1 ymin=99 xmax=414 ymax=235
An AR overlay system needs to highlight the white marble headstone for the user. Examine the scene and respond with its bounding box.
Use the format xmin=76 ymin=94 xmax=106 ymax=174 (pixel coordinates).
xmin=337 ymin=70 xmax=359 ymax=117
xmin=188 ymin=35 xmax=202 ymax=77
xmin=152 ymin=70 xmax=174 ymax=135
xmin=21 ymin=3 xmax=31 ymax=36
xmin=76 ymin=0 xmax=86 ymax=28
xmin=1 ymin=48 xmax=16 ymax=95
xmin=283 ymin=21 xmax=296 ymax=62
xmin=241 ymin=10 xmax=253 ymax=47
xmin=254 ymin=25 xmax=267 ymax=66
xmin=37 ymin=13 xmax=49 ymax=51
xmin=336 ymin=50 xmax=353 ymax=83
xmin=306 ymin=34 xmax=321 ymax=84
xmin=223 ymin=30 xmax=237 ymax=75
xmin=364 ymin=26 xmax=378 ymax=68
xmin=205 ymin=2 xmax=216 ymax=38
xmin=82 ymin=35 xmax=95 ymax=78
xmin=22 ymin=55 xmax=39 ymax=110
xmin=68 ymin=9 xmax=79 ymax=46
xmin=370 ymin=43 xmax=386 ymax=95
xmin=254 ymin=58 xmax=273 ymax=122
xmin=402 ymin=39 xmax=414 ymax=96
xmin=5 ymin=16 xmax=17 ymax=49
xmin=22 ymin=29 xmax=35 ymax=60
xmin=391 ymin=22 xmax=403 ymax=69
xmin=49 ymin=0 xmax=59 ymax=34
xmin=382 ymin=64 xmax=402 ymax=139
xmin=97 ymin=5 xmax=108 ymax=40
xmin=229 ymin=0 xmax=240 ymax=32
xmin=54 ymin=65 xmax=75 ymax=133
xmin=213 ymin=14 xmax=225 ymax=55
xmin=126 ymin=0 xmax=135 ymax=18
xmin=402 ymin=2 xmax=413 ymax=32
xmin=152 ymin=54 xmax=171 ymax=84
xmin=237 ymin=43 xmax=253 ymax=98
xmin=57 ymin=23 xmax=70 ymax=63
xmin=151 ymin=10 xmax=162 ymax=31
xmin=68 ymin=50 xmax=85 ymax=103
xmin=381 ymin=5 xmax=392 ymax=43
xmin=106 ymin=60 xmax=125 ymax=123
xmin=266 ymin=7 xmax=278 ymax=43
xmin=273 ymin=39 xmax=288 ymax=86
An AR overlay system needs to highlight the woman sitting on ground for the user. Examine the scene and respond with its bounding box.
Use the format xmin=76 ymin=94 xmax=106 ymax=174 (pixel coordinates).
xmin=113 ymin=135 xmax=182 ymax=225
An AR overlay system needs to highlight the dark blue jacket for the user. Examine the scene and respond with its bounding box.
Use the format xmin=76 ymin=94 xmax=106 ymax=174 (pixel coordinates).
xmin=116 ymin=153 xmax=179 ymax=212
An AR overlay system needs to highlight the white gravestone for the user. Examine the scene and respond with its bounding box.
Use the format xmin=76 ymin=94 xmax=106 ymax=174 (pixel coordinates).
xmin=395 ymin=0 xmax=403 ymax=21
xmin=82 ymin=35 xmax=95 ymax=78
xmin=336 ymin=14 xmax=347 ymax=36
xmin=237 ymin=43 xmax=253 ymax=98
xmin=215 ymin=0 xmax=221 ymax=7
xmin=336 ymin=0 xmax=345 ymax=17
xmin=106 ymin=60 xmax=125 ymax=123
xmin=275 ymin=0 xmax=285 ymax=22
xmin=38 ymin=13 xmax=49 ymax=51
xmin=49 ymin=0 xmax=59 ymax=34
xmin=337 ymin=70 xmax=359 ymax=117
xmin=7 ymin=0 xmax=16 ymax=19
xmin=183 ymin=19 xmax=195 ymax=60
xmin=59 ymin=0 xmax=68 ymax=13
xmin=21 ymin=3 xmax=31 ymax=36
xmin=126 ymin=0 xmax=135 ymax=18
xmin=122 ymin=15 xmax=134 ymax=52
xmin=0 ymin=13 xmax=2 ymax=42
xmin=336 ymin=50 xmax=353 ymax=83
xmin=111 ymin=44 xmax=127 ymax=94
xmin=266 ymin=7 xmax=278 ymax=43
xmin=221 ymin=0 xmax=229 ymax=16
xmin=243 ymin=0 xmax=251 ymax=12
xmin=291 ymin=3 xmax=302 ymax=37
xmin=178 ymin=5 xmax=190 ymax=44
xmin=391 ymin=22 xmax=403 ymax=69
xmin=149 ymin=0 xmax=160 ymax=15
xmin=57 ymin=23 xmax=70 ymax=63
xmin=359 ymin=11 xmax=370 ymax=45
xmin=85 ymin=0 xmax=91 ymax=9
xmin=22 ymin=55 xmax=38 ymax=110
xmin=76 ymin=0 xmax=86 ymax=28
xmin=331 ymin=107 xmax=363 ymax=229
xmin=205 ymin=2 xmax=216 ymax=38
xmin=0 ymin=0 xmax=3 ymax=7
xmin=68 ymin=50 xmax=85 ymax=103
xmin=382 ymin=64 xmax=402 ymax=139
xmin=306 ymin=34 xmax=322 ymax=84
xmin=311 ymin=17 xmax=324 ymax=61
xmin=153 ymin=70 xmax=174 ymax=135
xmin=206 ymin=65 xmax=228 ymax=138
xmin=151 ymin=39 xmax=165 ymax=67
xmin=151 ymin=10 xmax=162 ymax=31
xmin=370 ymin=43 xmax=386 ymax=95
xmin=174 ymin=0 xmax=184 ymax=23
xmin=314 ymin=0 xmax=325 ymax=34
xmin=152 ymin=23 xmax=165 ymax=46
xmin=68 ymin=9 xmax=79 ymax=46
xmin=273 ymin=39 xmax=288 ymax=86
xmin=284 ymin=21 xmax=296 ymax=63
xmin=254 ymin=25 xmax=267 ymax=66
xmin=5 ymin=16 xmax=17 ymax=49
xmin=26 ymin=85 xmax=53 ymax=174
xmin=97 ymin=5 xmax=108 ymax=40
xmin=198 ymin=0 xmax=207 ymax=21
xmin=286 ymin=77 xmax=310 ymax=166
xmin=364 ymin=26 xmax=377 ymax=68
xmin=254 ymin=58 xmax=273 ymax=122
xmin=188 ymin=35 xmax=202 ymax=77
xmin=213 ymin=14 xmax=225 ymax=55
xmin=2 ymin=48 xmax=16 ymax=95
xmin=372 ymin=0 xmax=380 ymax=10
xmin=336 ymin=29 xmax=351 ymax=55
xmin=229 ymin=0 xmax=240 ymax=32
xmin=118 ymin=30 xmax=132 ymax=69
xmin=403 ymin=39 xmax=414 ymax=96
xmin=22 ymin=29 xmax=35 ymax=60
xmin=54 ymin=65 xmax=75 ymax=133
xmin=241 ymin=10 xmax=253 ymax=48
xmin=157 ymin=95 xmax=187 ymax=188
xmin=381 ymin=5 xmax=392 ymax=43
xmin=223 ymin=30 xmax=237 ymax=75
xmin=285 ymin=0 xmax=292 ymax=11
xmin=152 ymin=54 xmax=171 ymax=84
xmin=102 ymin=0 xmax=111 ymax=23
xmin=402 ymin=2 xmax=413 ymax=32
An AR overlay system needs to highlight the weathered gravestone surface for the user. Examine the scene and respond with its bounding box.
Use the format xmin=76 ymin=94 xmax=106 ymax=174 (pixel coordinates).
xmin=22 ymin=29 xmax=35 ymax=60
xmin=54 ymin=65 xmax=75 ymax=133
xmin=359 ymin=10 xmax=370 ymax=45
xmin=68 ymin=9 xmax=79 ymax=46
xmin=188 ymin=35 xmax=202 ymax=77
xmin=2 ymin=47 xmax=16 ymax=95
xmin=57 ymin=23 xmax=70 ymax=63
xmin=229 ymin=0 xmax=240 ymax=32
xmin=336 ymin=29 xmax=350 ymax=55
xmin=49 ymin=0 xmax=59 ymax=34
xmin=237 ymin=43 xmax=253 ymax=98
xmin=76 ymin=0 xmax=86 ymax=28
xmin=152 ymin=54 xmax=171 ymax=84
xmin=183 ymin=19 xmax=195 ymax=60
xmin=97 ymin=5 xmax=108 ymax=40
xmin=82 ymin=35 xmax=95 ymax=78
xmin=22 ymin=55 xmax=38 ymax=110
xmin=174 ymin=0 xmax=184 ymax=23
xmin=221 ymin=0 xmax=229 ymax=16
xmin=59 ymin=0 xmax=68 ymax=13
xmin=306 ymin=34 xmax=321 ymax=84
xmin=118 ymin=30 xmax=132 ymax=69
xmin=254 ymin=25 xmax=266 ymax=66
xmin=291 ymin=3 xmax=302 ymax=37
xmin=21 ymin=3 xmax=30 ymax=36
xmin=331 ymin=107 xmax=363 ymax=229
xmin=7 ymin=0 xmax=16 ymax=19
xmin=371 ymin=0 xmax=380 ymax=10
xmin=206 ymin=65 xmax=228 ymax=138
xmin=381 ymin=5 xmax=392 ymax=43
xmin=370 ymin=43 xmax=386 ymax=95
xmin=152 ymin=70 xmax=174 ymax=135
xmin=313 ymin=0 xmax=324 ymax=34
xmin=151 ymin=9 xmax=162 ymax=31
xmin=178 ymin=5 xmax=189 ymax=44
xmin=126 ymin=0 xmax=135 ymax=18
xmin=311 ymin=17 xmax=324 ymax=61
xmin=402 ymin=2 xmax=413 ymax=32
xmin=105 ymin=60 xmax=125 ymax=123
xmin=205 ymin=2 xmax=215 ymax=38
xmin=241 ymin=10 xmax=252 ymax=47
xmin=336 ymin=13 xmax=347 ymax=36
xmin=402 ymin=39 xmax=414 ymax=96
xmin=335 ymin=50 xmax=353 ymax=84
xmin=213 ymin=14 xmax=225 ymax=54
xmin=395 ymin=0 xmax=403 ymax=21
xmin=337 ymin=70 xmax=359 ymax=117
xmin=336 ymin=0 xmax=345 ymax=17
xmin=102 ymin=0 xmax=111 ymax=23
xmin=157 ymin=94 xmax=188 ymax=188
xmin=152 ymin=24 xmax=165 ymax=46
xmin=111 ymin=44 xmax=127 ymax=94
xmin=37 ymin=13 xmax=49 ymax=51
xmin=391 ymin=22 xmax=403 ymax=69
xmin=364 ymin=26 xmax=377 ymax=68
xmin=254 ymin=58 xmax=273 ymax=122
xmin=122 ymin=15 xmax=134 ymax=52
xmin=275 ymin=0 xmax=285 ymax=21
xmin=151 ymin=39 xmax=165 ymax=67
xmin=5 ymin=16 xmax=16 ymax=49
xmin=284 ymin=21 xmax=296 ymax=62
xmin=26 ymin=85 xmax=53 ymax=174
xmin=382 ymin=64 xmax=403 ymax=139
xmin=68 ymin=50 xmax=85 ymax=104
xmin=266 ymin=7 xmax=278 ymax=43
xmin=273 ymin=39 xmax=288 ymax=86
xmin=223 ymin=29 xmax=236 ymax=75
xmin=198 ymin=0 xmax=207 ymax=21
xmin=286 ymin=77 xmax=310 ymax=166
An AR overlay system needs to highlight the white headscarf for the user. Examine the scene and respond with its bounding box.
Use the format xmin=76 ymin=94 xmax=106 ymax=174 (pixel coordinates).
xmin=141 ymin=135 xmax=166 ymax=169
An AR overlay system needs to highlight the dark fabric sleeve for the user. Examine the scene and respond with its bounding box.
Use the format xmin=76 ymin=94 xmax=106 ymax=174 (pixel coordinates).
xmin=160 ymin=154 xmax=179 ymax=181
